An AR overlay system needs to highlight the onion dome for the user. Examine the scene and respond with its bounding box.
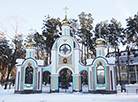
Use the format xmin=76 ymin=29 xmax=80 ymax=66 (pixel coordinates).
xmin=26 ymin=40 xmax=35 ymax=47
xmin=96 ymin=38 xmax=106 ymax=45
xmin=61 ymin=15 xmax=70 ymax=25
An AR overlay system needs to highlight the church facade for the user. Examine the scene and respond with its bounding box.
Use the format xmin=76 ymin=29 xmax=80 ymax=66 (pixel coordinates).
xmin=14 ymin=16 xmax=117 ymax=94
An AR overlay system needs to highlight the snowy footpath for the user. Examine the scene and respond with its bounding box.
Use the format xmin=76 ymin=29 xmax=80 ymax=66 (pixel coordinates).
xmin=0 ymin=87 xmax=138 ymax=102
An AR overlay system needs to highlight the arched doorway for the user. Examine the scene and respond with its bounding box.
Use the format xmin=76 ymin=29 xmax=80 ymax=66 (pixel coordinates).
xmin=42 ymin=71 xmax=51 ymax=93
xmin=80 ymin=70 xmax=88 ymax=92
xmin=59 ymin=68 xmax=73 ymax=92
xmin=25 ymin=66 xmax=33 ymax=84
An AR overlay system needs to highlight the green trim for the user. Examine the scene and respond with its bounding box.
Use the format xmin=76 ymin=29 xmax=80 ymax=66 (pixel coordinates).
xmin=30 ymin=52 xmax=31 ymax=57
xmin=94 ymin=59 xmax=107 ymax=90
xmin=73 ymin=76 xmax=75 ymax=90
xmin=23 ymin=60 xmax=35 ymax=90
xmin=43 ymin=64 xmax=52 ymax=73
xmin=79 ymin=64 xmax=88 ymax=72
xmin=99 ymin=50 xmax=101 ymax=56
xmin=55 ymin=76 xmax=58 ymax=90
xmin=57 ymin=37 xmax=74 ymax=69
xmin=33 ymin=52 xmax=34 ymax=58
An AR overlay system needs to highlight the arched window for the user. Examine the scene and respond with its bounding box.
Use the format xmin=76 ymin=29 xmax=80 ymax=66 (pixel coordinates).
xmin=97 ymin=66 xmax=105 ymax=84
xmin=25 ymin=66 xmax=33 ymax=84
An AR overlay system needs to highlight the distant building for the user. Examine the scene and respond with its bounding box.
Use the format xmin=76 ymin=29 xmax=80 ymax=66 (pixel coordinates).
xmin=106 ymin=50 xmax=138 ymax=84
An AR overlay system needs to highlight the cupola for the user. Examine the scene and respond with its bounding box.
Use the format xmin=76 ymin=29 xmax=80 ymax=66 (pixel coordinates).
xmin=95 ymin=37 xmax=106 ymax=57
xmin=26 ymin=39 xmax=36 ymax=58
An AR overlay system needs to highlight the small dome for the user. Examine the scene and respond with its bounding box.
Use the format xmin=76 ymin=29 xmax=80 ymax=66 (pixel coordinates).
xmin=26 ymin=41 xmax=35 ymax=47
xmin=96 ymin=38 xmax=106 ymax=45
xmin=61 ymin=16 xmax=70 ymax=25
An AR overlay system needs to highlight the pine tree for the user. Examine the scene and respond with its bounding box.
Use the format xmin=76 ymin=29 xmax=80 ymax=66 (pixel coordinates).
xmin=4 ymin=34 xmax=25 ymax=89
xmin=42 ymin=15 xmax=61 ymax=65
xmin=0 ymin=33 xmax=11 ymax=85
xmin=78 ymin=12 xmax=94 ymax=63
xmin=125 ymin=12 xmax=138 ymax=48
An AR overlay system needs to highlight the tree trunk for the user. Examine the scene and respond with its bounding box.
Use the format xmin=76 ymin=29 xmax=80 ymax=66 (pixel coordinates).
xmin=127 ymin=48 xmax=130 ymax=84
xmin=117 ymin=48 xmax=122 ymax=91
xmin=87 ymin=46 xmax=89 ymax=59
xmin=81 ymin=43 xmax=83 ymax=63
xmin=45 ymin=50 xmax=48 ymax=66
xmin=107 ymin=46 xmax=109 ymax=54
xmin=4 ymin=49 xmax=16 ymax=89
xmin=115 ymin=45 xmax=118 ymax=85
xmin=1 ymin=62 xmax=6 ymax=85
xmin=37 ymin=45 xmax=39 ymax=59
xmin=84 ymin=45 xmax=86 ymax=65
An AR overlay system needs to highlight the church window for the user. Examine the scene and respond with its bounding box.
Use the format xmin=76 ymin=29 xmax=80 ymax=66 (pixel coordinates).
xmin=59 ymin=44 xmax=71 ymax=56
xmin=97 ymin=66 xmax=105 ymax=84
xmin=74 ymin=42 xmax=76 ymax=48
xmin=25 ymin=66 xmax=33 ymax=84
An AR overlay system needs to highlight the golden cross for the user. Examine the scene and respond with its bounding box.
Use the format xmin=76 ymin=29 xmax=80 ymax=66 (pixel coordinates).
xmin=63 ymin=7 xmax=69 ymax=16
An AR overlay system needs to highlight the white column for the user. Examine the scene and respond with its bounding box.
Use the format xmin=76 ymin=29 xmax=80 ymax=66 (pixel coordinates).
xmin=51 ymin=50 xmax=56 ymax=73
xmin=15 ymin=66 xmax=21 ymax=91
xmin=38 ymin=68 xmax=42 ymax=90
xmin=88 ymin=66 xmax=92 ymax=91
xmin=74 ymin=49 xmax=79 ymax=74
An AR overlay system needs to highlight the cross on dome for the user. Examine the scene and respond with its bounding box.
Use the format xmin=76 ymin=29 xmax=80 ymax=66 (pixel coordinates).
xmin=63 ymin=7 xmax=69 ymax=18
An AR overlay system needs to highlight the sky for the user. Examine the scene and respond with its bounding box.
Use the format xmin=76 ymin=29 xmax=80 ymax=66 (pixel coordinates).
xmin=0 ymin=0 xmax=138 ymax=39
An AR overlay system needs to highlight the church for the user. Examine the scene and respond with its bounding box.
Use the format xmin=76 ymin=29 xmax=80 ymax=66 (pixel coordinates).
xmin=14 ymin=15 xmax=117 ymax=94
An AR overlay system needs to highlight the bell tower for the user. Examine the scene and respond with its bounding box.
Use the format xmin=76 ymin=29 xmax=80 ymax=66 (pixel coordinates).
xmin=26 ymin=39 xmax=36 ymax=58
xmin=62 ymin=7 xmax=70 ymax=36
xmin=95 ymin=38 xmax=106 ymax=57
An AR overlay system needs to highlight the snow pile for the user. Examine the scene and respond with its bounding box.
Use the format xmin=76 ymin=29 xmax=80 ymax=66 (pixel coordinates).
xmin=0 ymin=85 xmax=138 ymax=102
xmin=126 ymin=84 xmax=138 ymax=94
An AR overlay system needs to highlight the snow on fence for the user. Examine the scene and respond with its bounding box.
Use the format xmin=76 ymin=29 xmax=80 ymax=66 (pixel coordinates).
xmin=126 ymin=84 xmax=138 ymax=94
xmin=117 ymin=84 xmax=138 ymax=94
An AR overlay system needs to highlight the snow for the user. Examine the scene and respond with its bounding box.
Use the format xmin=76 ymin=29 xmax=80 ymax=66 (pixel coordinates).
xmin=86 ymin=59 xmax=93 ymax=65
xmin=37 ymin=60 xmax=44 ymax=66
xmin=16 ymin=59 xmax=24 ymax=65
xmin=106 ymin=57 xmax=115 ymax=64
xmin=0 ymin=85 xmax=138 ymax=102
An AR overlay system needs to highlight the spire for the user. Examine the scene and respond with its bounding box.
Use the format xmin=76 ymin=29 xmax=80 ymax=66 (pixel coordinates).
xmin=62 ymin=7 xmax=70 ymax=36
xmin=62 ymin=7 xmax=70 ymax=25
xmin=99 ymin=34 xmax=101 ymax=38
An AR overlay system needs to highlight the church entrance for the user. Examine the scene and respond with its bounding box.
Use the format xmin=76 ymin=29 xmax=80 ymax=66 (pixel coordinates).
xmin=59 ymin=68 xmax=73 ymax=92
xmin=80 ymin=70 xmax=88 ymax=92
xmin=42 ymin=71 xmax=51 ymax=93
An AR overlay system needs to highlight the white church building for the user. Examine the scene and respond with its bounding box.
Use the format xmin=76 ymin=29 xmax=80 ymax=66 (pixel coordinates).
xmin=15 ymin=15 xmax=117 ymax=94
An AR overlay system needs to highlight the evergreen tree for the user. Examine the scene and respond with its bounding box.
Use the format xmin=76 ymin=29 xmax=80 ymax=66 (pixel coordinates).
xmin=42 ymin=15 xmax=61 ymax=65
xmin=108 ymin=18 xmax=124 ymax=47
xmin=69 ymin=18 xmax=79 ymax=37
xmin=78 ymin=12 xmax=94 ymax=63
xmin=33 ymin=32 xmax=45 ymax=59
xmin=94 ymin=19 xmax=124 ymax=50
xmin=4 ymin=34 xmax=25 ymax=89
xmin=94 ymin=21 xmax=109 ymax=39
xmin=125 ymin=12 xmax=138 ymax=48
xmin=0 ymin=33 xmax=11 ymax=85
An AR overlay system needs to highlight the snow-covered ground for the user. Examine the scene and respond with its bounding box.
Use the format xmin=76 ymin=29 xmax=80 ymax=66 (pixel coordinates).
xmin=0 ymin=86 xmax=138 ymax=102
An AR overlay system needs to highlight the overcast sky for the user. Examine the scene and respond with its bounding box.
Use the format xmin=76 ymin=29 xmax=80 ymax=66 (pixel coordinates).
xmin=0 ymin=0 xmax=138 ymax=39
